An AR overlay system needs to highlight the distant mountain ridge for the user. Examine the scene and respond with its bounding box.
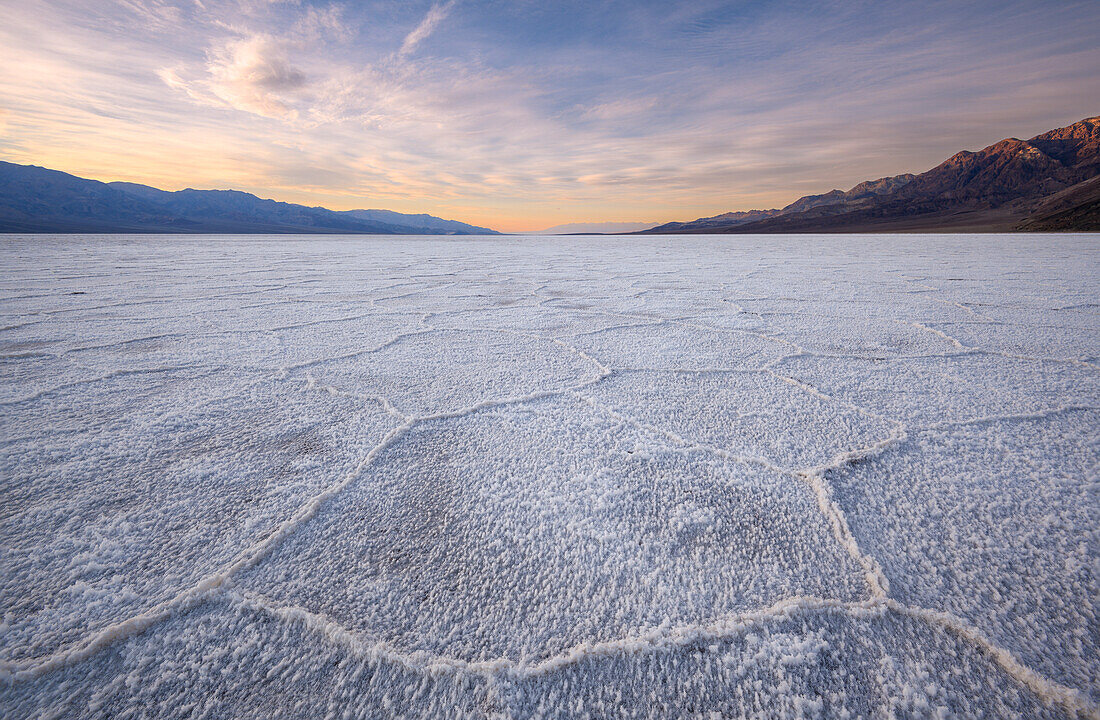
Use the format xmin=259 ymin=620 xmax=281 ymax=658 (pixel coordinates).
xmin=526 ymin=221 xmax=660 ymax=234
xmin=648 ymin=174 xmax=917 ymax=232
xmin=340 ymin=209 xmax=496 ymax=235
xmin=643 ymin=116 xmax=1100 ymax=233
xmin=0 ymin=163 xmax=499 ymax=235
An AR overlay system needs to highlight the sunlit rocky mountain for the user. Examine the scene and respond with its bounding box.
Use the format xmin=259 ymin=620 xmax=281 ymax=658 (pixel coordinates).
xmin=645 ymin=116 xmax=1099 ymax=233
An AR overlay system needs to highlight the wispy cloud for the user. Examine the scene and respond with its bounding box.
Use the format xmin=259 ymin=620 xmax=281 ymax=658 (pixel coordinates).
xmin=399 ymin=1 xmax=455 ymax=58
xmin=293 ymin=4 xmax=352 ymax=43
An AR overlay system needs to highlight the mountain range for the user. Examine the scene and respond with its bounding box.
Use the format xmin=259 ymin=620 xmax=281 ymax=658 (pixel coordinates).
xmin=644 ymin=116 xmax=1100 ymax=233
xmin=3 ymin=116 xmax=1097 ymax=236
xmin=0 ymin=163 xmax=499 ymax=235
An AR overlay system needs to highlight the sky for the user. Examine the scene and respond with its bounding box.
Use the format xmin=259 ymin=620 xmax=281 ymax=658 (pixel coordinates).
xmin=0 ymin=1 xmax=1098 ymax=232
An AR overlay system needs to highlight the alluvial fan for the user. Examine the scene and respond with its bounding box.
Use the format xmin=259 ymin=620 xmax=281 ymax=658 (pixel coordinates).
xmin=1 ymin=233 xmax=1097 ymax=719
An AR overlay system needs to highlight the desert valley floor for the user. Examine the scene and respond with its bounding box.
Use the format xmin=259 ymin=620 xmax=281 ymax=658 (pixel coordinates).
xmin=0 ymin=234 xmax=1097 ymax=719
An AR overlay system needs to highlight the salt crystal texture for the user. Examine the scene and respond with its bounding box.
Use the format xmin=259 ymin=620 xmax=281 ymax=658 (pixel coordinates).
xmin=1 ymin=233 xmax=1096 ymax=719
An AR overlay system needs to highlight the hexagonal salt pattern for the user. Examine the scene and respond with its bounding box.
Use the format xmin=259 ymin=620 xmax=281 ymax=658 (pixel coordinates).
xmin=926 ymin=319 xmax=1100 ymax=363
xmin=580 ymin=370 xmax=898 ymax=471
xmin=502 ymin=607 xmax=1074 ymax=719
xmin=826 ymin=410 xmax=1099 ymax=702
xmin=237 ymin=395 xmax=868 ymax=663
xmin=1 ymin=233 xmax=1096 ymax=719
xmin=754 ymin=312 xmax=963 ymax=358
xmin=0 ymin=368 xmax=400 ymax=663
xmin=428 ymin=305 xmax=641 ymax=337
xmin=0 ymin=594 xmax=496 ymax=720
xmin=571 ymin=323 xmax=790 ymax=371
xmin=775 ymin=352 xmax=1098 ymax=426
xmin=295 ymin=328 xmax=604 ymax=417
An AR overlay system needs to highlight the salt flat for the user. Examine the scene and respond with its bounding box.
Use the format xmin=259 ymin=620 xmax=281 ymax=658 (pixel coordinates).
xmin=0 ymin=233 xmax=1097 ymax=719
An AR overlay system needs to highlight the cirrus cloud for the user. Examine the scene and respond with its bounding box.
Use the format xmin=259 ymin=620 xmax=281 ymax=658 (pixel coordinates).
xmin=399 ymin=1 xmax=456 ymax=57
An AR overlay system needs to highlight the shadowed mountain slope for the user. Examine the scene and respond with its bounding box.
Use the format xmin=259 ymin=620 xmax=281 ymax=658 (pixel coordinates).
xmin=0 ymin=163 xmax=499 ymax=235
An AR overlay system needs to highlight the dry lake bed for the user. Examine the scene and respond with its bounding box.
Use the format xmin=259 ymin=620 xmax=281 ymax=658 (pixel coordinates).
xmin=1 ymin=233 xmax=1097 ymax=719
